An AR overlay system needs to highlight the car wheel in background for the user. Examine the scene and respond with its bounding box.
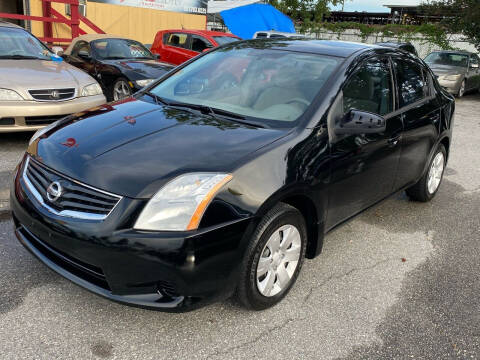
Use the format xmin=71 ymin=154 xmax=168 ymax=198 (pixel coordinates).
xmin=110 ymin=77 xmax=132 ymax=101
xmin=236 ymin=203 xmax=307 ymax=310
xmin=457 ymin=79 xmax=466 ymax=97
xmin=406 ymin=144 xmax=447 ymax=202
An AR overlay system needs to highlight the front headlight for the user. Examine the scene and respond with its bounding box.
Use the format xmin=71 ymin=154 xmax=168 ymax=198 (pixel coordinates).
xmin=442 ymin=74 xmax=462 ymax=81
xmin=0 ymin=88 xmax=23 ymax=101
xmin=136 ymin=79 xmax=155 ymax=87
xmin=81 ymin=83 xmax=103 ymax=97
xmin=134 ymin=173 xmax=233 ymax=231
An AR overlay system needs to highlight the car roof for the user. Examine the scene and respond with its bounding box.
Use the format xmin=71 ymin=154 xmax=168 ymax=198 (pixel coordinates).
xmin=0 ymin=21 xmax=24 ymax=29
xmin=70 ymin=34 xmax=129 ymax=43
xmin=159 ymin=29 xmax=239 ymax=38
xmin=243 ymin=39 xmax=377 ymax=58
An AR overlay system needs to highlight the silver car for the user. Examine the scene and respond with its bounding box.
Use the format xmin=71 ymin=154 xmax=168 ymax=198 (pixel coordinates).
xmin=0 ymin=21 xmax=106 ymax=132
xmin=425 ymin=51 xmax=480 ymax=97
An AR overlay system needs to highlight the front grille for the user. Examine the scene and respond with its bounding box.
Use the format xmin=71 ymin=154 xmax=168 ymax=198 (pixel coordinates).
xmin=18 ymin=224 xmax=110 ymax=290
xmin=29 ymin=88 xmax=75 ymax=101
xmin=25 ymin=115 xmax=66 ymax=126
xmin=23 ymin=157 xmax=121 ymax=220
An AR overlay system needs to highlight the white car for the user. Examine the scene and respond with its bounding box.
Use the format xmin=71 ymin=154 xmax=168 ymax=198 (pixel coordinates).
xmin=253 ymin=31 xmax=305 ymax=39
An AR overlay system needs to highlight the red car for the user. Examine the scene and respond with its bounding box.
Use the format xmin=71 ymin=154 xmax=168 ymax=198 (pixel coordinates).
xmin=151 ymin=29 xmax=241 ymax=65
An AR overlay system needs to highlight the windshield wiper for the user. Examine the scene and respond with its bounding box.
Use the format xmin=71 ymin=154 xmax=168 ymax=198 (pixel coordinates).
xmin=142 ymin=91 xmax=170 ymax=106
xmin=103 ymin=56 xmax=126 ymax=60
xmin=166 ymin=102 xmax=265 ymax=128
xmin=0 ymin=55 xmax=46 ymax=60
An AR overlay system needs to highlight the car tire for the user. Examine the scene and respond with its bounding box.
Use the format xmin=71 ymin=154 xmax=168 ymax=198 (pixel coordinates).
xmin=457 ymin=79 xmax=466 ymax=98
xmin=109 ymin=77 xmax=132 ymax=102
xmin=236 ymin=203 xmax=307 ymax=310
xmin=406 ymin=144 xmax=447 ymax=202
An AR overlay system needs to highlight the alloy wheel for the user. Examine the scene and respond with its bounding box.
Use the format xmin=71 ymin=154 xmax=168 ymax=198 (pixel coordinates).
xmin=427 ymin=152 xmax=445 ymax=194
xmin=113 ymin=80 xmax=131 ymax=101
xmin=256 ymin=224 xmax=302 ymax=297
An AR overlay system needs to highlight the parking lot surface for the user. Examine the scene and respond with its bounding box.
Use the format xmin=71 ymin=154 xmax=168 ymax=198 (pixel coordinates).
xmin=0 ymin=94 xmax=479 ymax=359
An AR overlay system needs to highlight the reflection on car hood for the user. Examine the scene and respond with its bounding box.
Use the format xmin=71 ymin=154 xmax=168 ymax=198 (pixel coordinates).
xmin=427 ymin=64 xmax=467 ymax=76
xmin=29 ymin=97 xmax=288 ymax=198
xmin=0 ymin=59 xmax=96 ymax=95
xmin=104 ymin=59 xmax=174 ymax=79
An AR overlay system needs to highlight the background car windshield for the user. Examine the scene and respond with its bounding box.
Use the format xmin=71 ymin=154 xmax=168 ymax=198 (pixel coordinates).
xmin=150 ymin=47 xmax=339 ymax=126
xmin=212 ymin=36 xmax=240 ymax=45
xmin=0 ymin=27 xmax=53 ymax=60
xmin=92 ymin=38 xmax=154 ymax=60
xmin=425 ymin=52 xmax=469 ymax=67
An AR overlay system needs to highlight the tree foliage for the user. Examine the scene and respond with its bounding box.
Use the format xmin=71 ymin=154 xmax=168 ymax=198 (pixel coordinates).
xmin=267 ymin=0 xmax=344 ymax=30
xmin=421 ymin=0 xmax=480 ymax=50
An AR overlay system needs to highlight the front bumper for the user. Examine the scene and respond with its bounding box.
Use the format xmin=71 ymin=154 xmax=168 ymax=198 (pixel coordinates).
xmin=0 ymin=95 xmax=105 ymax=132
xmin=10 ymin=163 xmax=253 ymax=311
xmin=437 ymin=77 xmax=463 ymax=95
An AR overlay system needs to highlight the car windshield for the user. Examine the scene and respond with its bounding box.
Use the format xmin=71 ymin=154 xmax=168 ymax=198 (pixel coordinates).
xmin=213 ymin=36 xmax=240 ymax=45
xmin=425 ymin=52 xmax=470 ymax=67
xmin=0 ymin=27 xmax=54 ymax=60
xmin=92 ymin=38 xmax=154 ymax=60
xmin=149 ymin=47 xmax=340 ymax=127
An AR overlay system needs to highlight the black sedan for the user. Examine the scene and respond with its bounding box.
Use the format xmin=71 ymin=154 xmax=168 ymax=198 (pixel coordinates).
xmin=62 ymin=35 xmax=173 ymax=101
xmin=11 ymin=39 xmax=454 ymax=312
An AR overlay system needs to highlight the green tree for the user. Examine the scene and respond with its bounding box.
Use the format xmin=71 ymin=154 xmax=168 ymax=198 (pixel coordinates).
xmin=421 ymin=0 xmax=480 ymax=50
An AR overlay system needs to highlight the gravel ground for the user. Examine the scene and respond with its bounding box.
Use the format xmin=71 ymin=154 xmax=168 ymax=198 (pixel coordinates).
xmin=0 ymin=94 xmax=479 ymax=360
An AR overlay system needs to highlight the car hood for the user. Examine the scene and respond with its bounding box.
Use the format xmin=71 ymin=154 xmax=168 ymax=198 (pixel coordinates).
xmin=103 ymin=59 xmax=173 ymax=80
xmin=427 ymin=64 xmax=467 ymax=76
xmin=28 ymin=97 xmax=288 ymax=198
xmin=0 ymin=59 xmax=96 ymax=96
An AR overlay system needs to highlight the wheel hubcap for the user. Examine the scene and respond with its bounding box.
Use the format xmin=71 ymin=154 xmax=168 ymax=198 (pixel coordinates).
xmin=113 ymin=81 xmax=131 ymax=101
xmin=427 ymin=152 xmax=445 ymax=194
xmin=256 ymin=224 xmax=301 ymax=297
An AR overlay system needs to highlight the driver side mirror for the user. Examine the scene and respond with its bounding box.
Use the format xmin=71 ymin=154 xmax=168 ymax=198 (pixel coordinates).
xmin=335 ymin=110 xmax=386 ymax=135
xmin=78 ymin=50 xmax=91 ymax=60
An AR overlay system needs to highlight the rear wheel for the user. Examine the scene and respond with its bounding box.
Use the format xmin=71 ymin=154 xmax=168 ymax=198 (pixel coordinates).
xmin=406 ymin=144 xmax=446 ymax=202
xmin=236 ymin=203 xmax=307 ymax=310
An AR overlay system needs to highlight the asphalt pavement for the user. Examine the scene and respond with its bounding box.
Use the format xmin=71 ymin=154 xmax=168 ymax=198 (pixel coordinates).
xmin=0 ymin=94 xmax=479 ymax=359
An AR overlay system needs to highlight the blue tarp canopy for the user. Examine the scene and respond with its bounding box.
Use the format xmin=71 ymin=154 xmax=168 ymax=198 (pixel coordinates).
xmin=220 ymin=4 xmax=295 ymax=40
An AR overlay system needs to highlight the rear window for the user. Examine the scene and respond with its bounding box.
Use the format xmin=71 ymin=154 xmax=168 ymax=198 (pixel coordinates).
xmin=166 ymin=33 xmax=188 ymax=48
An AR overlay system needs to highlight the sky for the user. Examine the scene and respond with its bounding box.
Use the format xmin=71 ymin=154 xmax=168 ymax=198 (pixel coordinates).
xmin=333 ymin=0 xmax=422 ymax=13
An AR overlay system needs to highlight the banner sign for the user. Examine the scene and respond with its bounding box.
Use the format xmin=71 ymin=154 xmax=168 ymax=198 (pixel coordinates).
xmin=90 ymin=0 xmax=207 ymax=15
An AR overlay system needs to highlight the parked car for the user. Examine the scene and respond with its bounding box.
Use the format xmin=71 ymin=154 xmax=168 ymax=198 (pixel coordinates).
xmin=0 ymin=21 xmax=105 ymax=133
xmin=12 ymin=39 xmax=453 ymax=312
xmin=375 ymin=41 xmax=418 ymax=56
xmin=150 ymin=30 xmax=241 ymax=65
xmin=253 ymin=30 xmax=305 ymax=39
xmin=424 ymin=50 xmax=480 ymax=97
xmin=62 ymin=34 xmax=174 ymax=101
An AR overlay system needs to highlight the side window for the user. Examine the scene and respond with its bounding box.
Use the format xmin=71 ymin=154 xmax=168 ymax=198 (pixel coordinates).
xmin=343 ymin=58 xmax=393 ymax=116
xmin=166 ymin=33 xmax=188 ymax=49
xmin=256 ymin=33 xmax=268 ymax=38
xmin=394 ymin=59 xmax=426 ymax=107
xmin=469 ymin=55 xmax=479 ymax=68
xmin=191 ymin=36 xmax=211 ymax=53
xmin=71 ymin=41 xmax=90 ymax=58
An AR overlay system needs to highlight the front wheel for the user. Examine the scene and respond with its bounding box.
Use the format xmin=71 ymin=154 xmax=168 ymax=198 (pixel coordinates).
xmin=457 ymin=79 xmax=466 ymax=98
xmin=109 ymin=77 xmax=132 ymax=101
xmin=236 ymin=203 xmax=307 ymax=310
xmin=406 ymin=144 xmax=446 ymax=202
